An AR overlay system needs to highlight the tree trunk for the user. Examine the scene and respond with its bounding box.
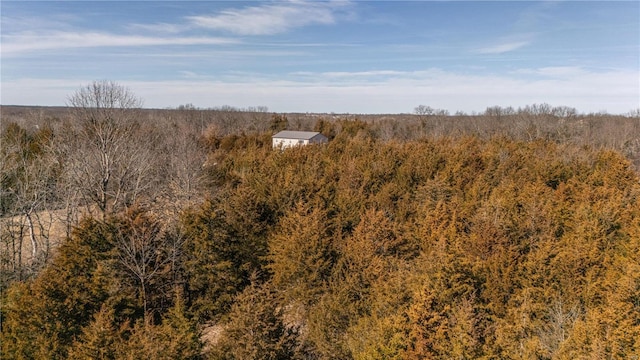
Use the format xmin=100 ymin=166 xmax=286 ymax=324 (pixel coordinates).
xmin=25 ymin=210 xmax=38 ymax=260
xmin=141 ymin=279 xmax=148 ymax=323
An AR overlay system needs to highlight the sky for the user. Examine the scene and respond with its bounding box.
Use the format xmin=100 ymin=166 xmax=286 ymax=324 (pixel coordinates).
xmin=1 ymin=0 xmax=639 ymax=114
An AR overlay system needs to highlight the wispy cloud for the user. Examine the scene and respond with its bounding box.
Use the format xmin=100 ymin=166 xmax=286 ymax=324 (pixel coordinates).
xmin=1 ymin=32 xmax=238 ymax=55
xmin=514 ymin=66 xmax=588 ymax=78
xmin=535 ymin=66 xmax=589 ymax=78
xmin=1 ymin=1 xmax=351 ymax=56
xmin=475 ymin=1 xmax=549 ymax=55
xmin=0 ymin=14 xmax=81 ymax=33
xmin=476 ymin=40 xmax=530 ymax=54
xmin=127 ymin=22 xmax=185 ymax=34
xmin=321 ymin=70 xmax=406 ymax=78
xmin=187 ymin=1 xmax=349 ymax=35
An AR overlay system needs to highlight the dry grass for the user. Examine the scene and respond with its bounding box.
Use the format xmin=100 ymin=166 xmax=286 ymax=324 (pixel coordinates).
xmin=0 ymin=206 xmax=91 ymax=268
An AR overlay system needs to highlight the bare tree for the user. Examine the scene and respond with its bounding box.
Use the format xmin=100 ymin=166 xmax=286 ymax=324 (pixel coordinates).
xmin=166 ymin=127 xmax=206 ymax=208
xmin=65 ymin=81 xmax=153 ymax=218
xmin=537 ymin=299 xmax=580 ymax=357
xmin=0 ymin=123 xmax=57 ymax=282
xmin=113 ymin=209 xmax=173 ymax=320
xmin=414 ymin=105 xmax=435 ymax=117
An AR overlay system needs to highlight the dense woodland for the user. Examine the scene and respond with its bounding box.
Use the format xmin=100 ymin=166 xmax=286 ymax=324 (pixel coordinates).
xmin=1 ymin=82 xmax=640 ymax=359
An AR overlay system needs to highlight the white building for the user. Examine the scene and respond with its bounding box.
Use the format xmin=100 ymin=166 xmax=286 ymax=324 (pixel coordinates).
xmin=272 ymin=131 xmax=328 ymax=149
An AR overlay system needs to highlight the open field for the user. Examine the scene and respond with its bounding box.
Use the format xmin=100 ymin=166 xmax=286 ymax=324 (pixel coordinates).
xmin=0 ymin=205 xmax=95 ymax=277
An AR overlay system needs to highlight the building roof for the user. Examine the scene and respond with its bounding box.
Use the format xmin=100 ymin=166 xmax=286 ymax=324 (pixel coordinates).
xmin=272 ymin=130 xmax=323 ymax=140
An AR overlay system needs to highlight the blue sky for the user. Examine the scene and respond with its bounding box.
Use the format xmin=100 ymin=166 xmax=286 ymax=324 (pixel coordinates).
xmin=1 ymin=1 xmax=638 ymax=114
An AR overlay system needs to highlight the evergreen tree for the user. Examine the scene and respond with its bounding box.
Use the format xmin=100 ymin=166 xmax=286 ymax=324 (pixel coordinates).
xmin=67 ymin=305 xmax=127 ymax=360
xmin=209 ymin=280 xmax=300 ymax=360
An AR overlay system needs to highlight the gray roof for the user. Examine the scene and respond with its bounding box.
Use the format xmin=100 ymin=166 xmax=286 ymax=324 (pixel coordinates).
xmin=272 ymin=130 xmax=323 ymax=140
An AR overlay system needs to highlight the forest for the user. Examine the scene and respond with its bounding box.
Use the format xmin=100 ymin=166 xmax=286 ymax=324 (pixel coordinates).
xmin=1 ymin=81 xmax=640 ymax=359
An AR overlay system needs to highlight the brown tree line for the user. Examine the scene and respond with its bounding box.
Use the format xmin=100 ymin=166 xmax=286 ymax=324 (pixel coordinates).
xmin=1 ymin=82 xmax=639 ymax=358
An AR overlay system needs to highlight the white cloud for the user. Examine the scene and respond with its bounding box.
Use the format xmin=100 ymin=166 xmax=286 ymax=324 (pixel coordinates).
xmin=0 ymin=78 xmax=87 ymax=106
xmin=476 ymin=40 xmax=530 ymax=54
xmin=127 ymin=22 xmax=185 ymax=34
xmin=135 ymin=68 xmax=640 ymax=114
xmin=320 ymin=70 xmax=406 ymax=78
xmin=1 ymin=31 xmax=238 ymax=55
xmin=3 ymin=67 xmax=638 ymax=114
xmin=0 ymin=14 xmax=81 ymax=33
xmin=534 ymin=66 xmax=588 ymax=78
xmin=187 ymin=1 xmax=348 ymax=35
xmin=512 ymin=66 xmax=588 ymax=77
xmin=178 ymin=71 xmax=199 ymax=79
